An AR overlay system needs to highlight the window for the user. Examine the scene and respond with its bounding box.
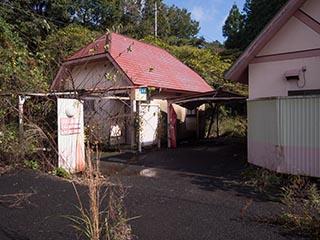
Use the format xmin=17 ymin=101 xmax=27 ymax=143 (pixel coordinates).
xmin=288 ymin=89 xmax=320 ymax=96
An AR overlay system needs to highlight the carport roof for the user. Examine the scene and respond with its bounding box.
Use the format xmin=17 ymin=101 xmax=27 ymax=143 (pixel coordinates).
xmin=173 ymin=90 xmax=246 ymax=110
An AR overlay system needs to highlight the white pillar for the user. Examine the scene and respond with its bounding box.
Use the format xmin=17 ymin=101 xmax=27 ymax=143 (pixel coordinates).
xmin=18 ymin=96 xmax=26 ymax=159
xmin=130 ymin=99 xmax=136 ymax=149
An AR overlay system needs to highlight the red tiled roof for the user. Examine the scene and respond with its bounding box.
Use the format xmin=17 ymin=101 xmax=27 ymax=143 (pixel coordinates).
xmin=66 ymin=32 xmax=212 ymax=93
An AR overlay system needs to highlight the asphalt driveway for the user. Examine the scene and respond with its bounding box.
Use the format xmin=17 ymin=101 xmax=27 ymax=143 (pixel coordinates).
xmin=99 ymin=139 xmax=301 ymax=240
xmin=0 ymin=139 xmax=302 ymax=239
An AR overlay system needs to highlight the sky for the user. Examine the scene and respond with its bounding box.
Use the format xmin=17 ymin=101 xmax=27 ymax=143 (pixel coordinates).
xmin=162 ymin=0 xmax=246 ymax=43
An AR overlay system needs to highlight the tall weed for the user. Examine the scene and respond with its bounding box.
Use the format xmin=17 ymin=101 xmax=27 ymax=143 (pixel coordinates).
xmin=67 ymin=146 xmax=134 ymax=240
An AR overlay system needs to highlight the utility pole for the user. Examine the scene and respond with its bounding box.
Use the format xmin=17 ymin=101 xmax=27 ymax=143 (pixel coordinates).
xmin=154 ymin=1 xmax=158 ymax=37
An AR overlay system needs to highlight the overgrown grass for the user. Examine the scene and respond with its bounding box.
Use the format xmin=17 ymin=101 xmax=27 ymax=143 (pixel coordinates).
xmin=242 ymin=166 xmax=320 ymax=239
xmin=0 ymin=97 xmax=58 ymax=173
xmin=278 ymin=176 xmax=320 ymax=239
xmin=242 ymin=166 xmax=283 ymax=200
xmin=207 ymin=115 xmax=247 ymax=138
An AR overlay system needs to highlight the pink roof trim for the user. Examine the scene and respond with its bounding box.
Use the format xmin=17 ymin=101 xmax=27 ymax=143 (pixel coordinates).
xmin=66 ymin=33 xmax=212 ymax=93
xmin=225 ymin=0 xmax=307 ymax=84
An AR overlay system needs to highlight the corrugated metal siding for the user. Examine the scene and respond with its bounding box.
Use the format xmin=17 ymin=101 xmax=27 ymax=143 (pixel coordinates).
xmin=248 ymin=98 xmax=279 ymax=144
xmin=248 ymin=98 xmax=279 ymax=170
xmin=248 ymin=96 xmax=320 ymax=177
xmin=279 ymin=97 xmax=320 ymax=148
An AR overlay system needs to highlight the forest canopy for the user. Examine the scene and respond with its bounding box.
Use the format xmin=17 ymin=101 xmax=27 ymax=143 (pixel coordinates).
xmin=222 ymin=0 xmax=288 ymax=50
xmin=0 ymin=0 xmax=286 ymax=95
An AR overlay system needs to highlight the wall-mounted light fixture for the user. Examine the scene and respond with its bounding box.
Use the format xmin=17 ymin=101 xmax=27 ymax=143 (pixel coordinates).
xmin=284 ymin=66 xmax=307 ymax=81
xmin=284 ymin=66 xmax=307 ymax=88
xmin=65 ymin=105 xmax=76 ymax=117
xmin=285 ymin=69 xmax=301 ymax=81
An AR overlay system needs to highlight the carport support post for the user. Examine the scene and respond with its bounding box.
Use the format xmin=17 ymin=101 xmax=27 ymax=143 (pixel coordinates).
xmin=167 ymin=101 xmax=171 ymax=148
xmin=196 ymin=108 xmax=199 ymax=141
xmin=216 ymin=104 xmax=220 ymax=138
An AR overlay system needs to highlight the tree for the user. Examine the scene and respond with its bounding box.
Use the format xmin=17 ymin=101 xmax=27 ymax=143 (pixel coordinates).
xmin=222 ymin=3 xmax=243 ymax=49
xmin=0 ymin=16 xmax=47 ymax=159
xmin=240 ymin=0 xmax=287 ymax=49
xmin=40 ymin=24 xmax=99 ymax=81
xmin=223 ymin=0 xmax=288 ymax=50
xmin=69 ymin=0 xmax=126 ymax=31
xmin=118 ymin=0 xmax=143 ymax=38
xmin=0 ymin=17 xmax=46 ymax=93
xmin=167 ymin=5 xmax=199 ymax=40
xmin=0 ymin=0 xmax=72 ymax=51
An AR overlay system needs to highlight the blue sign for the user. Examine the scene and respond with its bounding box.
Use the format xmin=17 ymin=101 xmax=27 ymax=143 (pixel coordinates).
xmin=140 ymin=87 xmax=147 ymax=94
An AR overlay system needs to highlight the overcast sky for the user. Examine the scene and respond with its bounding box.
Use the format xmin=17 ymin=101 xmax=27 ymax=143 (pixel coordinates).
xmin=162 ymin=0 xmax=246 ymax=43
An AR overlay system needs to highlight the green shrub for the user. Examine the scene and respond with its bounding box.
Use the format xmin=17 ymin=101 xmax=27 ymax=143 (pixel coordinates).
xmin=220 ymin=116 xmax=247 ymax=137
xmin=24 ymin=160 xmax=39 ymax=170
xmin=52 ymin=167 xmax=71 ymax=179
xmin=206 ymin=115 xmax=247 ymax=138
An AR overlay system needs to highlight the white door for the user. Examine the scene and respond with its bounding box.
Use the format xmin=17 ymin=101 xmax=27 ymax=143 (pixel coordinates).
xmin=139 ymin=104 xmax=159 ymax=146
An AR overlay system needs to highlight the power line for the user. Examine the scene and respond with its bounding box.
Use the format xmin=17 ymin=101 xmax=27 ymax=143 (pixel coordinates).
xmin=154 ymin=1 xmax=158 ymax=37
xmin=0 ymin=2 xmax=69 ymax=26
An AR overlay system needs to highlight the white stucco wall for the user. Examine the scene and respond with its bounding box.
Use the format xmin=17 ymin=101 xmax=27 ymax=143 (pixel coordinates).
xmin=152 ymin=99 xmax=187 ymax=122
xmin=257 ymin=17 xmax=320 ymax=57
xmin=249 ymin=0 xmax=320 ymax=99
xmin=301 ymin=0 xmax=320 ymax=23
xmin=249 ymin=56 xmax=320 ymax=99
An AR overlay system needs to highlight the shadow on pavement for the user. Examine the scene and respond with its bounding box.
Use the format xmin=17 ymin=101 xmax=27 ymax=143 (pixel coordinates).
xmin=100 ymin=138 xmax=271 ymax=202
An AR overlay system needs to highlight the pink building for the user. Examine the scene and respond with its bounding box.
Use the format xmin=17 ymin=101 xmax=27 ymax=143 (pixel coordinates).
xmin=226 ymin=0 xmax=320 ymax=177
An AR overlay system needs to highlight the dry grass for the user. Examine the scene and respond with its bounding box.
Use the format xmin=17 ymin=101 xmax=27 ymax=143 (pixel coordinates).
xmin=67 ymin=146 xmax=134 ymax=240
xmin=278 ymin=176 xmax=320 ymax=239
xmin=0 ymin=165 xmax=14 ymax=175
xmin=243 ymin=167 xmax=320 ymax=239
xmin=0 ymin=192 xmax=35 ymax=208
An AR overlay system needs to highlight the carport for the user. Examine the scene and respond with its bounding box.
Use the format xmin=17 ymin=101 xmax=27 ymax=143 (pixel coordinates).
xmin=53 ymin=87 xmax=246 ymax=152
xmin=168 ymin=90 xmax=246 ymax=148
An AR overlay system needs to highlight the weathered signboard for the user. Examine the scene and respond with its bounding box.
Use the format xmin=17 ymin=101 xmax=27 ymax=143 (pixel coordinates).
xmin=131 ymin=87 xmax=147 ymax=101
